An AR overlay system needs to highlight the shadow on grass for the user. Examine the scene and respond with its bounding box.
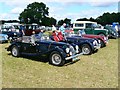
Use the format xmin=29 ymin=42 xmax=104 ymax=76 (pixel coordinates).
xmin=7 ymin=53 xmax=80 ymax=66
xmin=64 ymin=59 xmax=80 ymax=66
xmin=7 ymin=53 xmax=48 ymax=63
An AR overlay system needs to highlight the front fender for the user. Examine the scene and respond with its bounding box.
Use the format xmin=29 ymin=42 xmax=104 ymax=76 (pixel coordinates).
xmin=78 ymin=40 xmax=94 ymax=51
xmin=7 ymin=42 xmax=22 ymax=52
xmin=49 ymin=46 xmax=67 ymax=59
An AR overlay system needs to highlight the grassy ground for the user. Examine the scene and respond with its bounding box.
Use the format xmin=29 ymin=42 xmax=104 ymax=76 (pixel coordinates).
xmin=1 ymin=39 xmax=118 ymax=88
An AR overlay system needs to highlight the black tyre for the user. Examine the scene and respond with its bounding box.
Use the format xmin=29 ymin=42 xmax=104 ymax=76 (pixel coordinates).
xmin=81 ymin=44 xmax=92 ymax=55
xmin=49 ymin=51 xmax=65 ymax=66
xmin=11 ymin=46 xmax=20 ymax=57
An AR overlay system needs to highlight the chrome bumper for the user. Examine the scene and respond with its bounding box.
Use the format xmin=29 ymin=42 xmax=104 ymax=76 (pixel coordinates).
xmin=65 ymin=52 xmax=83 ymax=60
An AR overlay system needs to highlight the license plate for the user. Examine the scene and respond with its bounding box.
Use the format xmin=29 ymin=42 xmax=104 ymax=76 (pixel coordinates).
xmin=73 ymin=57 xmax=79 ymax=61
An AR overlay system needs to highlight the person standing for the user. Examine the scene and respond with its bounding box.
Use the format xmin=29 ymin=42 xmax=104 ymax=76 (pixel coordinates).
xmin=52 ymin=25 xmax=57 ymax=31
xmin=59 ymin=23 xmax=66 ymax=35
xmin=19 ymin=24 xmax=25 ymax=37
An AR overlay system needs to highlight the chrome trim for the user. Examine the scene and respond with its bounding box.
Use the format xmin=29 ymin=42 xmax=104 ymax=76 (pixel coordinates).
xmin=65 ymin=52 xmax=83 ymax=60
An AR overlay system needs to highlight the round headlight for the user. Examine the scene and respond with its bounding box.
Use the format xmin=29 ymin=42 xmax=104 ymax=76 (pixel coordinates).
xmin=66 ymin=48 xmax=70 ymax=53
xmin=75 ymin=45 xmax=79 ymax=53
xmin=113 ymin=33 xmax=115 ymax=35
xmin=47 ymin=37 xmax=49 ymax=40
xmin=69 ymin=45 xmax=75 ymax=55
xmin=75 ymin=45 xmax=79 ymax=50
xmin=98 ymin=40 xmax=101 ymax=44
xmin=70 ymin=52 xmax=72 ymax=55
xmin=93 ymin=40 xmax=98 ymax=45
xmin=14 ymin=33 xmax=16 ymax=35
xmin=93 ymin=40 xmax=96 ymax=45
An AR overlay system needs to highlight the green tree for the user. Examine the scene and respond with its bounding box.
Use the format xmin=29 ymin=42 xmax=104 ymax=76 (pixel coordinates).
xmin=41 ymin=17 xmax=57 ymax=26
xmin=76 ymin=18 xmax=88 ymax=21
xmin=58 ymin=18 xmax=71 ymax=26
xmin=64 ymin=18 xmax=71 ymax=25
xmin=76 ymin=12 xmax=120 ymax=26
xmin=58 ymin=20 xmax=64 ymax=25
xmin=19 ymin=2 xmax=49 ymax=24
xmin=96 ymin=12 xmax=120 ymax=25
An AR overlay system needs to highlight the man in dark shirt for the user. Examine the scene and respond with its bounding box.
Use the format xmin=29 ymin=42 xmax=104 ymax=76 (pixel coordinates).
xmin=19 ymin=24 xmax=25 ymax=37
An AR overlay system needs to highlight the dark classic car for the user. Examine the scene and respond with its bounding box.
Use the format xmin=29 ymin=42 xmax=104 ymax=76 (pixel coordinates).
xmin=65 ymin=29 xmax=108 ymax=47
xmin=1 ymin=29 xmax=21 ymax=40
xmin=77 ymin=30 xmax=108 ymax=47
xmin=65 ymin=35 xmax=100 ymax=55
xmin=1 ymin=24 xmax=21 ymax=40
xmin=104 ymin=25 xmax=118 ymax=39
xmin=51 ymin=31 xmax=101 ymax=55
xmin=7 ymin=34 xmax=82 ymax=66
xmin=23 ymin=24 xmax=42 ymax=36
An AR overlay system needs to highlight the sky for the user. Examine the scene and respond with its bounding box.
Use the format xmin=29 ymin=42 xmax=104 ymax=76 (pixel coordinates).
xmin=0 ymin=0 xmax=119 ymax=23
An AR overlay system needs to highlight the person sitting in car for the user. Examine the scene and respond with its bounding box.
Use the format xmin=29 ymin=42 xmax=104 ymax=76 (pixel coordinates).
xmin=52 ymin=30 xmax=65 ymax=42
xmin=52 ymin=30 xmax=60 ymax=42
xmin=30 ymin=31 xmax=36 ymax=44
xmin=37 ymin=29 xmax=46 ymax=40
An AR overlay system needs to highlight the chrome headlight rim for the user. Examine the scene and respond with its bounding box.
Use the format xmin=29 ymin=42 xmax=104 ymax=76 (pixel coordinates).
xmin=93 ymin=40 xmax=97 ymax=45
xmin=66 ymin=47 xmax=70 ymax=53
xmin=14 ymin=33 xmax=17 ymax=35
xmin=98 ymin=40 xmax=101 ymax=44
xmin=69 ymin=51 xmax=72 ymax=55
xmin=69 ymin=45 xmax=75 ymax=55
xmin=93 ymin=41 xmax=96 ymax=45
xmin=75 ymin=45 xmax=79 ymax=53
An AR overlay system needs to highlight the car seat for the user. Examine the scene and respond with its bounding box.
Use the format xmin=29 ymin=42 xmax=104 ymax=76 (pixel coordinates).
xmin=52 ymin=32 xmax=59 ymax=42
xmin=57 ymin=32 xmax=64 ymax=41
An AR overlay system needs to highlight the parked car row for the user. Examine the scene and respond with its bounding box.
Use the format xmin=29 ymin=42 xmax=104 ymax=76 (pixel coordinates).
xmin=73 ymin=21 xmax=119 ymax=38
xmin=0 ymin=34 xmax=8 ymax=43
xmin=51 ymin=31 xmax=101 ymax=55
xmin=1 ymin=21 xmax=118 ymax=66
xmin=6 ymin=29 xmax=109 ymax=66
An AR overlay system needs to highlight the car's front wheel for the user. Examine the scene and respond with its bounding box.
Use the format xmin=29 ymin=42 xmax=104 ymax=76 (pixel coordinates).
xmin=11 ymin=46 xmax=20 ymax=57
xmin=49 ymin=51 xmax=65 ymax=66
xmin=81 ymin=44 xmax=92 ymax=55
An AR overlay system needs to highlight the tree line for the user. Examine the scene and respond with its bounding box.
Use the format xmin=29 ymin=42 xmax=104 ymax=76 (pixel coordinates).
xmin=76 ymin=12 xmax=120 ymax=26
xmin=1 ymin=2 xmax=120 ymax=26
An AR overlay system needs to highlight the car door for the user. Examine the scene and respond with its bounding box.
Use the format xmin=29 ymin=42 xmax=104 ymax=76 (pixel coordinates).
xmin=84 ymin=23 xmax=94 ymax=34
xmin=21 ymin=43 xmax=37 ymax=54
xmin=36 ymin=42 xmax=49 ymax=53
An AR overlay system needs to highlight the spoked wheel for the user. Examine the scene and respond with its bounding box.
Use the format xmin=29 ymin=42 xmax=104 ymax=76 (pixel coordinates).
xmin=49 ymin=51 xmax=65 ymax=66
xmin=11 ymin=46 xmax=20 ymax=57
xmin=81 ymin=44 xmax=92 ymax=55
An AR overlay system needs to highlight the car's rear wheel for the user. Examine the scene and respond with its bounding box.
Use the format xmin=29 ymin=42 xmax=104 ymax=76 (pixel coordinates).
xmin=49 ymin=51 xmax=65 ymax=66
xmin=11 ymin=46 xmax=20 ymax=57
xmin=81 ymin=44 xmax=92 ymax=55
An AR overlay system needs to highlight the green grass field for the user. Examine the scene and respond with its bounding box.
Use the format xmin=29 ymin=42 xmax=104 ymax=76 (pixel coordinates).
xmin=1 ymin=39 xmax=118 ymax=88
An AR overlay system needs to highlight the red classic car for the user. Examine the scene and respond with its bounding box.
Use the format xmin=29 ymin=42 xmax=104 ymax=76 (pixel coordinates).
xmin=82 ymin=34 xmax=108 ymax=47
xmin=65 ymin=29 xmax=108 ymax=47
